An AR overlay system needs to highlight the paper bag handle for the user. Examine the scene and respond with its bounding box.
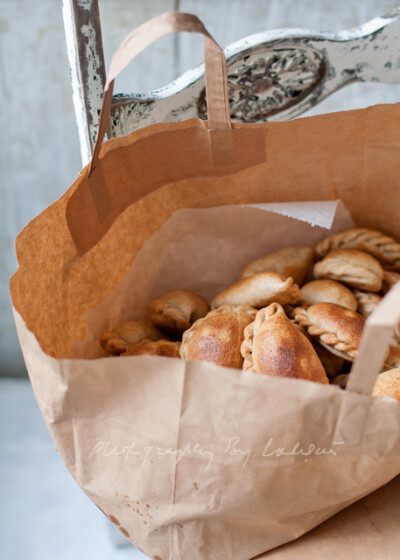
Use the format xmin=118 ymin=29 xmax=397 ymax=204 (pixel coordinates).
xmin=346 ymin=281 xmax=400 ymax=395
xmin=89 ymin=12 xmax=231 ymax=175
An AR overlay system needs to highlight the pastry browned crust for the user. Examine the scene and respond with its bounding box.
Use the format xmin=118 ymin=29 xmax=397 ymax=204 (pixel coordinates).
xmin=241 ymin=303 xmax=328 ymax=384
xmin=382 ymin=270 xmax=400 ymax=295
xmin=315 ymin=227 xmax=400 ymax=271
xmin=100 ymin=321 xmax=164 ymax=355
xmin=331 ymin=373 xmax=349 ymax=389
xmin=313 ymin=249 xmax=383 ymax=292
xmin=239 ymin=246 xmax=313 ymax=285
xmin=301 ymin=279 xmax=357 ymax=310
xmin=313 ymin=343 xmax=345 ymax=378
xmin=373 ymin=369 xmax=400 ymax=400
xmin=211 ymin=271 xmax=301 ymax=310
xmin=149 ymin=290 xmax=210 ymax=337
xmin=293 ymin=302 xmax=365 ymax=361
xmin=384 ymin=345 xmax=400 ymax=370
xmin=352 ymin=289 xmax=382 ymax=318
xmin=122 ymin=339 xmax=181 ymax=358
xmin=180 ymin=305 xmax=256 ymax=369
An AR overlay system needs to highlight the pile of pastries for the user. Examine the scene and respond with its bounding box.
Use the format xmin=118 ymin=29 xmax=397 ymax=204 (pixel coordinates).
xmin=100 ymin=227 xmax=400 ymax=401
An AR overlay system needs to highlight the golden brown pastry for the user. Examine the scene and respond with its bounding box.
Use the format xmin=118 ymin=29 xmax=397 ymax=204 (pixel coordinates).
xmin=313 ymin=249 xmax=383 ymax=292
xmin=384 ymin=345 xmax=400 ymax=370
xmin=149 ymin=290 xmax=210 ymax=337
xmin=314 ymin=343 xmax=345 ymax=378
xmin=100 ymin=321 xmax=164 ymax=355
xmin=211 ymin=272 xmax=301 ymax=310
xmin=241 ymin=303 xmax=328 ymax=384
xmin=301 ymin=279 xmax=357 ymax=311
xmin=331 ymin=373 xmax=349 ymax=389
xmin=293 ymin=302 xmax=365 ymax=361
xmin=121 ymin=339 xmax=181 ymax=358
xmin=352 ymin=289 xmax=382 ymax=318
xmin=372 ymin=369 xmax=400 ymax=400
xmin=180 ymin=305 xmax=256 ymax=369
xmin=239 ymin=246 xmax=313 ymax=285
xmin=315 ymin=227 xmax=400 ymax=271
xmin=382 ymin=270 xmax=400 ymax=295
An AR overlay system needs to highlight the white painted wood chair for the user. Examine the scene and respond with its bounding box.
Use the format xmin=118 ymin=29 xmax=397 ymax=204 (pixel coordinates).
xmin=62 ymin=1 xmax=400 ymax=167
xmin=61 ymin=0 xmax=400 ymax=551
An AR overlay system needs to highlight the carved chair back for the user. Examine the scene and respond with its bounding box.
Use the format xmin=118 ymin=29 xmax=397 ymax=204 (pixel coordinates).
xmin=62 ymin=2 xmax=400 ymax=165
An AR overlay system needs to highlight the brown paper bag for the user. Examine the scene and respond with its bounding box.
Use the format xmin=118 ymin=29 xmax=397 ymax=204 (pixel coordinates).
xmin=10 ymin=12 xmax=400 ymax=560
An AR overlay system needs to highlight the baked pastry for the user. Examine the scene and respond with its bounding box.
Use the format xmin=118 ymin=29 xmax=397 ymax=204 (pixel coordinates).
xmin=315 ymin=227 xmax=400 ymax=271
xmin=301 ymin=279 xmax=357 ymax=311
xmin=241 ymin=303 xmax=328 ymax=383
xmin=180 ymin=305 xmax=256 ymax=369
xmin=384 ymin=345 xmax=400 ymax=370
xmin=100 ymin=321 xmax=164 ymax=355
xmin=239 ymin=246 xmax=313 ymax=285
xmin=293 ymin=302 xmax=365 ymax=361
xmin=313 ymin=249 xmax=383 ymax=292
xmin=122 ymin=339 xmax=181 ymax=358
xmin=353 ymin=289 xmax=382 ymax=318
xmin=331 ymin=373 xmax=349 ymax=389
xmin=372 ymin=369 xmax=400 ymax=400
xmin=149 ymin=290 xmax=210 ymax=337
xmin=314 ymin=343 xmax=345 ymax=378
xmin=211 ymin=272 xmax=301 ymax=310
xmin=382 ymin=270 xmax=400 ymax=295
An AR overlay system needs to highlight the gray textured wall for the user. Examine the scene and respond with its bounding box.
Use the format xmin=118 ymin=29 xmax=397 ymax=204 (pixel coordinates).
xmin=1 ymin=0 xmax=400 ymax=376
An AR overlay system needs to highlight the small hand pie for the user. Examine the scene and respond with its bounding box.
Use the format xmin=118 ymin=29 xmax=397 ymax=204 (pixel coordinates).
xmin=301 ymin=279 xmax=357 ymax=311
xmin=241 ymin=303 xmax=328 ymax=384
xmin=313 ymin=343 xmax=345 ymax=378
xmin=373 ymin=369 xmax=400 ymax=400
xmin=383 ymin=345 xmax=400 ymax=370
xmin=100 ymin=321 xmax=164 ymax=355
xmin=382 ymin=270 xmax=400 ymax=295
xmin=149 ymin=290 xmax=210 ymax=337
xmin=331 ymin=373 xmax=349 ymax=389
xmin=211 ymin=272 xmax=301 ymax=310
xmin=315 ymin=227 xmax=400 ymax=271
xmin=313 ymin=249 xmax=383 ymax=292
xmin=121 ymin=339 xmax=181 ymax=358
xmin=239 ymin=246 xmax=313 ymax=286
xmin=293 ymin=302 xmax=365 ymax=361
xmin=352 ymin=289 xmax=382 ymax=318
xmin=180 ymin=305 xmax=256 ymax=369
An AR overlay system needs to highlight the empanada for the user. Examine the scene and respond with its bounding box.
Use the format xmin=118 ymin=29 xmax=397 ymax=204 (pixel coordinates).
xmin=122 ymin=339 xmax=181 ymax=358
xmin=211 ymin=272 xmax=301 ymax=310
xmin=313 ymin=249 xmax=383 ymax=292
xmin=293 ymin=302 xmax=365 ymax=361
xmin=313 ymin=342 xmax=345 ymax=378
xmin=353 ymin=289 xmax=382 ymax=318
xmin=383 ymin=345 xmax=400 ymax=370
xmin=331 ymin=373 xmax=349 ymax=389
xmin=373 ymin=369 xmax=400 ymax=400
xmin=315 ymin=227 xmax=400 ymax=271
xmin=241 ymin=303 xmax=328 ymax=384
xmin=100 ymin=321 xmax=164 ymax=355
xmin=239 ymin=246 xmax=313 ymax=285
xmin=149 ymin=290 xmax=210 ymax=337
xmin=180 ymin=305 xmax=256 ymax=369
xmin=301 ymin=279 xmax=357 ymax=310
xmin=382 ymin=270 xmax=400 ymax=295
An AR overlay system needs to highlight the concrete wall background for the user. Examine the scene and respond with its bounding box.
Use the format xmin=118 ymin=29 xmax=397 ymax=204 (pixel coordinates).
xmin=1 ymin=0 xmax=400 ymax=376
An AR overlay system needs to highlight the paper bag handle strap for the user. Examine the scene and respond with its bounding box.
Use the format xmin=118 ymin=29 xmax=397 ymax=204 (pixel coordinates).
xmin=89 ymin=12 xmax=231 ymax=174
xmin=346 ymin=281 xmax=400 ymax=395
